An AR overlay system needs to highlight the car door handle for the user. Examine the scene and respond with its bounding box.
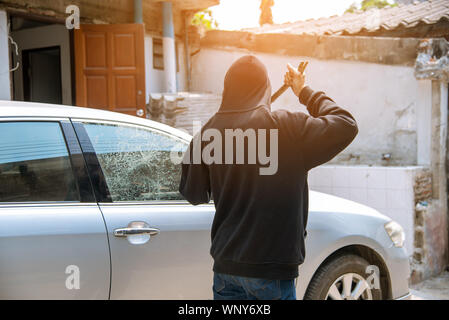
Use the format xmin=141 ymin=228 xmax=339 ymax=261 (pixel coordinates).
xmin=114 ymin=227 xmax=160 ymax=237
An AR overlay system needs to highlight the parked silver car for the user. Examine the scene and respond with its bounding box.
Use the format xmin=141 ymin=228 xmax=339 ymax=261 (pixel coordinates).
xmin=0 ymin=101 xmax=411 ymax=300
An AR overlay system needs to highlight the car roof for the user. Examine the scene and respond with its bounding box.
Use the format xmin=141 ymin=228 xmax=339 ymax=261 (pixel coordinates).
xmin=0 ymin=100 xmax=192 ymax=141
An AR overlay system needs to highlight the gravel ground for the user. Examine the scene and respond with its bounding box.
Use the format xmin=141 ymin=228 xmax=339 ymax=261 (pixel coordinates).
xmin=410 ymin=271 xmax=449 ymax=300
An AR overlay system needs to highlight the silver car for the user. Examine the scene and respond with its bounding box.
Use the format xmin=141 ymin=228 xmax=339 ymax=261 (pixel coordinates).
xmin=0 ymin=101 xmax=411 ymax=300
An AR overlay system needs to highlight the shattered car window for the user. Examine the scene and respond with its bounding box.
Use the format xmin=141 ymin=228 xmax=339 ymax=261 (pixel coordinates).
xmin=84 ymin=122 xmax=187 ymax=201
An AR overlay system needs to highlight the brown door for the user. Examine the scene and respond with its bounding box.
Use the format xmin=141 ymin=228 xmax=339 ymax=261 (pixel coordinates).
xmin=75 ymin=24 xmax=146 ymax=117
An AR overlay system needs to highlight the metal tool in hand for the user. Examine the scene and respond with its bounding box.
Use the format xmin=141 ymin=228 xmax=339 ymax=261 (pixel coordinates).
xmin=271 ymin=61 xmax=308 ymax=103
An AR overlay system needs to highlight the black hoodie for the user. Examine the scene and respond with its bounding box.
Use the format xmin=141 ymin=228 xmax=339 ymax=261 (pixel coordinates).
xmin=179 ymin=55 xmax=358 ymax=280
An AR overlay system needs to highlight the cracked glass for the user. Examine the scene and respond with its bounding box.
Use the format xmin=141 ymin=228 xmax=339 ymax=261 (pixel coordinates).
xmin=84 ymin=122 xmax=187 ymax=202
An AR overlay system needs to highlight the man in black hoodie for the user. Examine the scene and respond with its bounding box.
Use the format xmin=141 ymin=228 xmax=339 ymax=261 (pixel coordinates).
xmin=179 ymin=55 xmax=358 ymax=300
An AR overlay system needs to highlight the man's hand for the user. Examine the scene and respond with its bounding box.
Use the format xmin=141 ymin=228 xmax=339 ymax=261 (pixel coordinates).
xmin=284 ymin=62 xmax=307 ymax=97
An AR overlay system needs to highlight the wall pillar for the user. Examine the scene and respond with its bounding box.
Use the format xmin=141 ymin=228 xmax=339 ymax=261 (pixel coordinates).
xmin=162 ymin=1 xmax=177 ymax=93
xmin=134 ymin=0 xmax=143 ymax=23
xmin=419 ymin=80 xmax=449 ymax=280
xmin=0 ymin=10 xmax=11 ymax=100
xmin=430 ymin=81 xmax=448 ymax=198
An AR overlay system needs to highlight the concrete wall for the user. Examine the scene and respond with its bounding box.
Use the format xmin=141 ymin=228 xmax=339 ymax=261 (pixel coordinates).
xmin=0 ymin=10 xmax=10 ymax=100
xmin=308 ymin=165 xmax=426 ymax=254
xmin=191 ymin=47 xmax=434 ymax=166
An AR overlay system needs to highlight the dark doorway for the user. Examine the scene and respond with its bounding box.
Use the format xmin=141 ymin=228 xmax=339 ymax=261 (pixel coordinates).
xmin=22 ymin=46 xmax=62 ymax=104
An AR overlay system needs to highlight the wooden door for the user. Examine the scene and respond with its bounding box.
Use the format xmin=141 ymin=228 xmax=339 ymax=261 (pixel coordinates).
xmin=75 ymin=24 xmax=146 ymax=117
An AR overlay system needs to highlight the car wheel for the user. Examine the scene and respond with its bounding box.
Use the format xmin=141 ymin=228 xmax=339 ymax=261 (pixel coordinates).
xmin=304 ymin=254 xmax=382 ymax=300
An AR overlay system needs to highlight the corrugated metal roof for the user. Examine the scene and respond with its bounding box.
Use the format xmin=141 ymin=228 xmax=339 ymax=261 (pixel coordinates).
xmin=244 ymin=0 xmax=449 ymax=36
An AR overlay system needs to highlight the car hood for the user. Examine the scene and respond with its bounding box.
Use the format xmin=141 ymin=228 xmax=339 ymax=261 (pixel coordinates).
xmin=309 ymin=190 xmax=390 ymax=222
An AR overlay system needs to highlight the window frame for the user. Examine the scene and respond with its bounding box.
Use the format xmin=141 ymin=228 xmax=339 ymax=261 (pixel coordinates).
xmin=0 ymin=118 xmax=94 ymax=205
xmin=71 ymin=118 xmax=190 ymax=205
xmin=152 ymin=37 xmax=164 ymax=70
xmin=152 ymin=37 xmax=179 ymax=72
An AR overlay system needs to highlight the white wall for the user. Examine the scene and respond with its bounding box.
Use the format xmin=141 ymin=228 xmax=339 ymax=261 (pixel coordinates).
xmin=191 ymin=48 xmax=433 ymax=166
xmin=309 ymin=165 xmax=423 ymax=254
xmin=416 ymin=80 xmax=432 ymax=166
xmin=0 ymin=10 xmax=11 ymax=100
xmin=144 ymin=34 xmax=187 ymax=102
xmin=11 ymin=24 xmax=71 ymax=105
xmin=145 ymin=35 xmax=165 ymax=96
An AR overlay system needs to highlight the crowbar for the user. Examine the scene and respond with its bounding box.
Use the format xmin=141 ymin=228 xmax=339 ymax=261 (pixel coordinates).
xmin=271 ymin=61 xmax=308 ymax=103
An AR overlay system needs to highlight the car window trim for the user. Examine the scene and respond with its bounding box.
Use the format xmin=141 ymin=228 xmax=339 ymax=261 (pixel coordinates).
xmin=0 ymin=202 xmax=99 ymax=208
xmin=71 ymin=119 xmax=190 ymax=204
xmin=60 ymin=120 xmax=97 ymax=203
xmin=0 ymin=117 xmax=68 ymax=122
xmin=71 ymin=121 xmax=113 ymax=203
xmin=98 ymin=200 xmax=214 ymax=206
xmin=71 ymin=118 xmax=190 ymax=144
xmin=0 ymin=118 xmax=87 ymax=205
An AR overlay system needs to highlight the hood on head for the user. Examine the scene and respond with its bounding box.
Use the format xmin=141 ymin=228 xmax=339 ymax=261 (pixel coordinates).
xmin=219 ymin=55 xmax=271 ymax=113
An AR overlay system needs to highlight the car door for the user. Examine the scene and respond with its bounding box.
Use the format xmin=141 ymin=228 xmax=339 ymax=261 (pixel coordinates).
xmin=0 ymin=119 xmax=110 ymax=299
xmin=72 ymin=119 xmax=215 ymax=299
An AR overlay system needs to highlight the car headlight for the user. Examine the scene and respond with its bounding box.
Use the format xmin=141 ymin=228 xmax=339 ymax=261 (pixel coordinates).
xmin=384 ymin=220 xmax=405 ymax=248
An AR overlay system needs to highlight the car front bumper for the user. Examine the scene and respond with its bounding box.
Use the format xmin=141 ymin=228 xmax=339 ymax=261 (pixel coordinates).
xmin=381 ymin=244 xmax=411 ymax=300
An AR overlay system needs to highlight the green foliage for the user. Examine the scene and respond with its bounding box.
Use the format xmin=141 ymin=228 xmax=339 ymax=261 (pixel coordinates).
xmin=191 ymin=9 xmax=218 ymax=30
xmin=345 ymin=0 xmax=398 ymax=13
xmin=259 ymin=0 xmax=274 ymax=26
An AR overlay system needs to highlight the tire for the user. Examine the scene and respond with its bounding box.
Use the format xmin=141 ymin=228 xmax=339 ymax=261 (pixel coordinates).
xmin=304 ymin=254 xmax=383 ymax=300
